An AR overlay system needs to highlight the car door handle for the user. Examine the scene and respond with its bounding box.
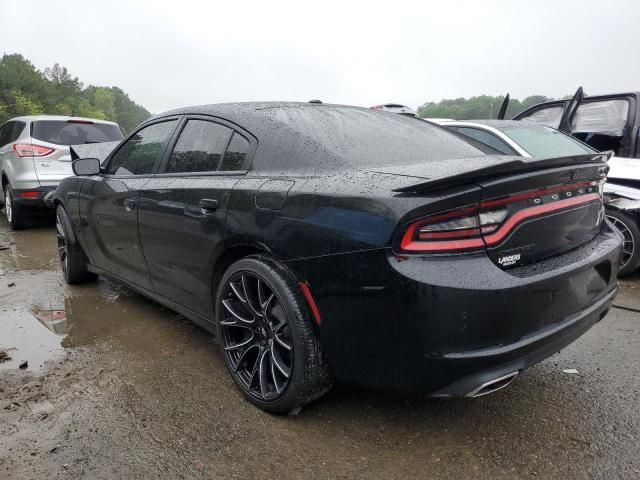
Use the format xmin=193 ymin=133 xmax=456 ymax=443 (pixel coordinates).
xmin=199 ymin=198 xmax=219 ymax=213
xmin=124 ymin=197 xmax=137 ymax=211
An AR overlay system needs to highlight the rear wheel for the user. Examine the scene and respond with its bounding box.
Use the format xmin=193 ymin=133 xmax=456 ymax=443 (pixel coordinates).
xmin=216 ymin=256 xmax=333 ymax=414
xmin=4 ymin=184 xmax=29 ymax=230
xmin=56 ymin=205 xmax=97 ymax=284
xmin=606 ymin=208 xmax=640 ymax=277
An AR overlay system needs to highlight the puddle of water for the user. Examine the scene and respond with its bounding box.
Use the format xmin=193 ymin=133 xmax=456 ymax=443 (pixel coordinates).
xmin=0 ymin=308 xmax=66 ymax=371
xmin=0 ymin=216 xmax=58 ymax=273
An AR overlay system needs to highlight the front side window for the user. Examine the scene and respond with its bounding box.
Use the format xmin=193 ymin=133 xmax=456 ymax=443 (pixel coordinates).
xmin=520 ymin=106 xmax=565 ymax=128
xmin=454 ymin=127 xmax=516 ymax=155
xmin=166 ymin=120 xmax=232 ymax=173
xmin=571 ymin=99 xmax=629 ymax=135
xmin=107 ymin=120 xmax=177 ymax=175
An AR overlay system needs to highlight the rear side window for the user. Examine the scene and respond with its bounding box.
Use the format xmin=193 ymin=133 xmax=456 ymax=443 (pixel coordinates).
xmin=12 ymin=121 xmax=25 ymax=141
xmin=501 ymin=125 xmax=594 ymax=159
xmin=267 ymin=106 xmax=483 ymax=168
xmin=0 ymin=122 xmax=14 ymax=147
xmin=520 ymin=106 xmax=565 ymax=128
xmin=166 ymin=120 xmax=232 ymax=173
xmin=220 ymin=133 xmax=250 ymax=171
xmin=32 ymin=120 xmax=124 ymax=145
xmin=453 ymin=127 xmax=516 ymax=155
xmin=107 ymin=120 xmax=177 ymax=175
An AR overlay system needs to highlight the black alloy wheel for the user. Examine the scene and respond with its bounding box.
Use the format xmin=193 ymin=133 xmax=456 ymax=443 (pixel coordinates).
xmin=55 ymin=205 xmax=96 ymax=284
xmin=220 ymin=271 xmax=294 ymax=400
xmin=216 ymin=256 xmax=333 ymax=414
xmin=56 ymin=208 xmax=69 ymax=277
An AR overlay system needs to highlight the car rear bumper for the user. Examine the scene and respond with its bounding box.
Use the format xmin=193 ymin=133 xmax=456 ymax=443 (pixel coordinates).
xmin=427 ymin=285 xmax=616 ymax=397
xmin=285 ymin=226 xmax=622 ymax=395
xmin=12 ymin=186 xmax=57 ymax=206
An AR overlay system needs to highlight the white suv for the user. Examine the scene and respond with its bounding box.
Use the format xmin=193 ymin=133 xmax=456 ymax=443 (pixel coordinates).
xmin=0 ymin=115 xmax=123 ymax=229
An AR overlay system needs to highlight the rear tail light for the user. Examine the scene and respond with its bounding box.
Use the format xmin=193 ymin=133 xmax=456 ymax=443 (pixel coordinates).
xmin=20 ymin=191 xmax=41 ymax=199
xmin=400 ymin=206 xmax=486 ymax=252
xmin=400 ymin=180 xmax=602 ymax=254
xmin=13 ymin=143 xmax=55 ymax=158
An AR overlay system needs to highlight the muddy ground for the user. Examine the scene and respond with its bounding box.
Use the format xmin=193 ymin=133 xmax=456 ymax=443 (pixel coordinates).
xmin=1 ymin=215 xmax=639 ymax=480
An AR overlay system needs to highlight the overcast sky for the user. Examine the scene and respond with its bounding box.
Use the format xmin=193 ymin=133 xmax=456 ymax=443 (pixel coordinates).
xmin=2 ymin=0 xmax=639 ymax=114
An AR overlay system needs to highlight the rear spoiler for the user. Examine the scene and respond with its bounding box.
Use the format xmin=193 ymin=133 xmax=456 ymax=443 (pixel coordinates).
xmin=69 ymin=141 xmax=120 ymax=163
xmin=392 ymin=152 xmax=612 ymax=193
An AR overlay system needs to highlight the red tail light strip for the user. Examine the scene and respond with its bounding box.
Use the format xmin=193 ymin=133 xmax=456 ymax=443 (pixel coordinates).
xmin=401 ymin=222 xmax=484 ymax=251
xmin=482 ymin=192 xmax=600 ymax=246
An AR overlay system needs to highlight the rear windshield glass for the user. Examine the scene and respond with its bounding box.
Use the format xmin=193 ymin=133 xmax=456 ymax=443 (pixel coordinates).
xmin=267 ymin=106 xmax=484 ymax=167
xmin=500 ymin=125 xmax=594 ymax=158
xmin=32 ymin=120 xmax=124 ymax=145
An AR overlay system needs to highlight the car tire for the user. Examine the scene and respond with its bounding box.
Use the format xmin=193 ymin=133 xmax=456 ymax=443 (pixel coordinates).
xmin=215 ymin=255 xmax=333 ymax=414
xmin=56 ymin=205 xmax=97 ymax=284
xmin=4 ymin=184 xmax=29 ymax=230
xmin=606 ymin=208 xmax=640 ymax=277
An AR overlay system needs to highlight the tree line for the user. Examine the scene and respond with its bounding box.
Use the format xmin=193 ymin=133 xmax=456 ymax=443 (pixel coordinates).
xmin=417 ymin=94 xmax=553 ymax=120
xmin=0 ymin=53 xmax=150 ymax=134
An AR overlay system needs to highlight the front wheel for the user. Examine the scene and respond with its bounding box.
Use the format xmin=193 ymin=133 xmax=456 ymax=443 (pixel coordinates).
xmin=56 ymin=206 xmax=97 ymax=284
xmin=216 ymin=256 xmax=333 ymax=414
xmin=606 ymin=208 xmax=640 ymax=277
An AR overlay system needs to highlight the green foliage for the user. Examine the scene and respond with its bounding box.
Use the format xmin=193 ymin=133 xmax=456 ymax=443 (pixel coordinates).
xmin=0 ymin=53 xmax=150 ymax=133
xmin=417 ymin=94 xmax=554 ymax=120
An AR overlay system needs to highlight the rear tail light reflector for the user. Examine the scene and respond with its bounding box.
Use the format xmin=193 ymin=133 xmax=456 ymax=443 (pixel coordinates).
xmin=20 ymin=191 xmax=41 ymax=199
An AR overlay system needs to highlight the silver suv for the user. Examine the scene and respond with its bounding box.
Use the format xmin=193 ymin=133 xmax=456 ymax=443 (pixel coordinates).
xmin=0 ymin=115 xmax=123 ymax=229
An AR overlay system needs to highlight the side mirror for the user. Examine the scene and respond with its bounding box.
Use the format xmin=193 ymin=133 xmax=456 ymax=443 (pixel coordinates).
xmin=72 ymin=157 xmax=101 ymax=176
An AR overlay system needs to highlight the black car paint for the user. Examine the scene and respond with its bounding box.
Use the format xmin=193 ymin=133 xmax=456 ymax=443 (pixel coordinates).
xmin=54 ymin=103 xmax=622 ymax=396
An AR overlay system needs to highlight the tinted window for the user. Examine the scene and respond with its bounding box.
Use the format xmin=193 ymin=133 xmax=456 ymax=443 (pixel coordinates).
xmin=220 ymin=133 xmax=250 ymax=171
xmin=520 ymin=106 xmax=564 ymax=128
xmin=12 ymin=121 xmax=25 ymax=141
xmin=454 ymin=127 xmax=516 ymax=155
xmin=268 ymin=106 xmax=483 ymax=168
xmin=571 ymin=99 xmax=629 ymax=135
xmin=107 ymin=121 xmax=177 ymax=175
xmin=32 ymin=120 xmax=124 ymax=145
xmin=0 ymin=122 xmax=14 ymax=147
xmin=166 ymin=120 xmax=232 ymax=173
xmin=500 ymin=125 xmax=594 ymax=159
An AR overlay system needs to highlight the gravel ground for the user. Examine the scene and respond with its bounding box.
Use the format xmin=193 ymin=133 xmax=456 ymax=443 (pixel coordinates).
xmin=1 ymin=215 xmax=639 ymax=479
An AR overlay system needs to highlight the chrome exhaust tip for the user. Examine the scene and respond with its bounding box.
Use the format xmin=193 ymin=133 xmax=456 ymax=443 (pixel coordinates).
xmin=465 ymin=371 xmax=519 ymax=398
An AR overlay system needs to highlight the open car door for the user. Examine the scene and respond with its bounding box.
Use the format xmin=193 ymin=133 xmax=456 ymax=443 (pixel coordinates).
xmin=497 ymin=93 xmax=509 ymax=120
xmin=557 ymin=86 xmax=584 ymax=134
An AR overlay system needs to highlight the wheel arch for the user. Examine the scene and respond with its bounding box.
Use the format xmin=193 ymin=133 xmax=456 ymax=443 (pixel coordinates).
xmin=210 ymin=243 xmax=272 ymax=301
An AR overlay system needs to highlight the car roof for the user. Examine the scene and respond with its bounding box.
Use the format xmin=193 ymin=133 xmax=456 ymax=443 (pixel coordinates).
xmin=152 ymin=102 xmax=481 ymax=172
xmin=6 ymin=115 xmax=119 ymax=126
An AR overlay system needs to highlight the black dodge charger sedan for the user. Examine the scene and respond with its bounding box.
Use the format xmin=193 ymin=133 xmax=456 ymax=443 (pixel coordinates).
xmin=52 ymin=103 xmax=622 ymax=413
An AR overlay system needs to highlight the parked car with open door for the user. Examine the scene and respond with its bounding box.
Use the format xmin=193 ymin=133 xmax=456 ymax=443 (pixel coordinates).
xmin=437 ymin=117 xmax=640 ymax=276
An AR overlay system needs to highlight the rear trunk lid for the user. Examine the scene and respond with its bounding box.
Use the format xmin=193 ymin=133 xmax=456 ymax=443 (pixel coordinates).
xmin=373 ymin=153 xmax=609 ymax=269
